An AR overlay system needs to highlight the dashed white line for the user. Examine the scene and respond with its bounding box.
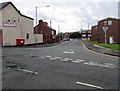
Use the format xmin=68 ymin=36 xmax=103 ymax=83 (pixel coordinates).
xmin=46 ymin=56 xmax=52 ymax=58
xmin=17 ymin=69 xmax=38 ymax=75
xmin=76 ymin=81 xmax=104 ymax=89
xmin=72 ymin=59 xmax=85 ymax=63
xmin=62 ymin=58 xmax=72 ymax=62
xmin=54 ymin=57 xmax=62 ymax=59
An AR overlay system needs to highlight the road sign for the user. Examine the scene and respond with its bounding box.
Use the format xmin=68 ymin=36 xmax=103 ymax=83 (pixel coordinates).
xmin=102 ymin=26 xmax=108 ymax=32
xmin=102 ymin=26 xmax=108 ymax=45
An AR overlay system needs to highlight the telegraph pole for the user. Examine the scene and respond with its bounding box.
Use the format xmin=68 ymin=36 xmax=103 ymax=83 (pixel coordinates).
xmin=35 ymin=6 xmax=38 ymax=46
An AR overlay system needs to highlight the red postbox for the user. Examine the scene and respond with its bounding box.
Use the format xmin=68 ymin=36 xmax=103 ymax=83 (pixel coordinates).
xmin=16 ymin=39 xmax=25 ymax=46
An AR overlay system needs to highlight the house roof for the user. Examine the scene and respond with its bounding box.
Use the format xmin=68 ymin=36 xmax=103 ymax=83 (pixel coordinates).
xmin=0 ymin=2 xmax=34 ymax=20
xmin=98 ymin=17 xmax=120 ymax=23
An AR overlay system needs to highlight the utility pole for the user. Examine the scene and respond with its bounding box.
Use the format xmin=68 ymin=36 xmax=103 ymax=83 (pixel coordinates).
xmin=58 ymin=26 xmax=60 ymax=40
xmin=35 ymin=6 xmax=38 ymax=46
xmin=35 ymin=5 xmax=50 ymax=46
xmin=50 ymin=20 xmax=52 ymax=28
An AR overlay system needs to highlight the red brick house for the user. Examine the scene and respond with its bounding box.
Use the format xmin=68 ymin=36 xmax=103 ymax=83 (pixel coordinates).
xmin=34 ymin=20 xmax=56 ymax=44
xmin=81 ymin=30 xmax=92 ymax=40
xmin=63 ymin=32 xmax=72 ymax=39
xmin=91 ymin=25 xmax=98 ymax=41
xmin=97 ymin=18 xmax=120 ymax=44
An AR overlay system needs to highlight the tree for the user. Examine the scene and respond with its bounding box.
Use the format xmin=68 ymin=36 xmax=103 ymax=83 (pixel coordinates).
xmin=58 ymin=32 xmax=63 ymax=40
xmin=69 ymin=32 xmax=82 ymax=39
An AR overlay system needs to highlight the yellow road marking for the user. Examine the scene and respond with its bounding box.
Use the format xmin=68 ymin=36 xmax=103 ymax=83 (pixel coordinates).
xmin=80 ymin=42 xmax=120 ymax=59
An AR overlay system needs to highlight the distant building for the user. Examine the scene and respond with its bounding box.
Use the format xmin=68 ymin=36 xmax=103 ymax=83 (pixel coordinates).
xmin=97 ymin=18 xmax=120 ymax=44
xmin=0 ymin=2 xmax=41 ymax=46
xmin=63 ymin=32 xmax=72 ymax=39
xmin=81 ymin=30 xmax=91 ymax=40
xmin=34 ymin=20 xmax=56 ymax=44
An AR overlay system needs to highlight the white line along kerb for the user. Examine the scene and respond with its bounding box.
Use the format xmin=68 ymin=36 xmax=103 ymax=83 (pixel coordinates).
xmin=76 ymin=82 xmax=104 ymax=89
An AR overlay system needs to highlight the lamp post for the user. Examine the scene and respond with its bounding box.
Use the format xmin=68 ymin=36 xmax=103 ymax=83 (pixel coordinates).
xmin=102 ymin=26 xmax=108 ymax=45
xmin=35 ymin=7 xmax=38 ymax=46
xmin=81 ymin=20 xmax=89 ymax=30
xmin=35 ymin=5 xmax=50 ymax=46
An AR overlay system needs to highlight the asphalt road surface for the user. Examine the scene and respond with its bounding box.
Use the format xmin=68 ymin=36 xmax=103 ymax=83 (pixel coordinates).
xmin=2 ymin=40 xmax=119 ymax=90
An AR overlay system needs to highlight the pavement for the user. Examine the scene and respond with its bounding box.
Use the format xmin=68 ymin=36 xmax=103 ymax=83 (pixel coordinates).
xmin=81 ymin=40 xmax=120 ymax=57
xmin=3 ymin=41 xmax=65 ymax=48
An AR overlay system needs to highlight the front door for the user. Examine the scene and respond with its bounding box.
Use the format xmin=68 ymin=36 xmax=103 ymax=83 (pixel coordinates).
xmin=109 ymin=36 xmax=113 ymax=44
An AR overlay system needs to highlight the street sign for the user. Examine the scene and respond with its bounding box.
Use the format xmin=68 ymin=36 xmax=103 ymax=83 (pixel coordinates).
xmin=102 ymin=26 xmax=108 ymax=45
xmin=102 ymin=26 xmax=108 ymax=32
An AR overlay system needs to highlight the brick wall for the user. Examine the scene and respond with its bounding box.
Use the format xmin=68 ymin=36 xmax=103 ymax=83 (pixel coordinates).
xmin=98 ymin=18 xmax=120 ymax=43
xmin=91 ymin=25 xmax=98 ymax=41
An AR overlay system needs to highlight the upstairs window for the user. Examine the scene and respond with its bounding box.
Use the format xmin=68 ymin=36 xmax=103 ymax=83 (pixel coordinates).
xmin=17 ymin=18 xmax=21 ymax=22
xmin=104 ymin=21 xmax=107 ymax=25
xmin=108 ymin=21 xmax=112 ymax=25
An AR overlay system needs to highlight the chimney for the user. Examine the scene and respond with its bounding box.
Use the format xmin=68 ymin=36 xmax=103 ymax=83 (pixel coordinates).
xmin=39 ymin=20 xmax=43 ymax=24
xmin=43 ymin=22 xmax=48 ymax=26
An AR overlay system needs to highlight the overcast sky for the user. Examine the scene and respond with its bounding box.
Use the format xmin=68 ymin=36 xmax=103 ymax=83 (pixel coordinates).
xmin=0 ymin=0 xmax=119 ymax=33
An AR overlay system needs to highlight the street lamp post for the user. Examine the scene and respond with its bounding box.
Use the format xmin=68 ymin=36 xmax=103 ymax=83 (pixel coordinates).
xmin=35 ymin=5 xmax=50 ymax=46
xmin=35 ymin=7 xmax=38 ymax=46
xmin=102 ymin=26 xmax=108 ymax=45
xmin=81 ymin=20 xmax=89 ymax=30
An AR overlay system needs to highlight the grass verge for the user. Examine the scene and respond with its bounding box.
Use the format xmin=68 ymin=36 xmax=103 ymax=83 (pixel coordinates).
xmin=83 ymin=40 xmax=120 ymax=50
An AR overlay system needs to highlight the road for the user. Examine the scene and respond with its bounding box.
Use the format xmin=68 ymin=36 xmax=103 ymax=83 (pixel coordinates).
xmin=2 ymin=40 xmax=118 ymax=89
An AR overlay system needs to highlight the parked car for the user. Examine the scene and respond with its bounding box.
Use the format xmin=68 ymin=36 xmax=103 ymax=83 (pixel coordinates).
xmin=63 ymin=38 xmax=70 ymax=41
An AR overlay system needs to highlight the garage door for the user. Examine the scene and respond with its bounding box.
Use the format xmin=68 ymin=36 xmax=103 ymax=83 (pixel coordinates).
xmin=0 ymin=29 xmax=3 ymax=46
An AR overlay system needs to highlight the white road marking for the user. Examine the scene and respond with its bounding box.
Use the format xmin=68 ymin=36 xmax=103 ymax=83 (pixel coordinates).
xmin=63 ymin=50 xmax=74 ymax=54
xmin=46 ymin=56 xmax=52 ymax=58
xmin=54 ymin=57 xmax=62 ymax=59
xmin=76 ymin=82 xmax=104 ymax=89
xmin=62 ymin=58 xmax=72 ymax=62
xmin=41 ymin=56 xmax=45 ymax=58
xmin=84 ymin=61 xmax=117 ymax=68
xmin=42 ymin=56 xmax=117 ymax=69
xmin=72 ymin=59 xmax=85 ymax=63
xmin=17 ymin=69 xmax=38 ymax=75
xmin=49 ymin=58 xmax=57 ymax=60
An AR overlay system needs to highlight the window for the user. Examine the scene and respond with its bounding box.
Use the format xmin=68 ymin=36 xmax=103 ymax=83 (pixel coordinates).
xmin=108 ymin=21 xmax=112 ymax=25
xmin=104 ymin=21 xmax=107 ymax=25
xmin=8 ymin=20 xmax=10 ymax=22
xmin=88 ymin=34 xmax=91 ymax=37
xmin=82 ymin=31 xmax=86 ymax=33
xmin=88 ymin=38 xmax=90 ymax=40
xmin=17 ymin=18 xmax=21 ymax=22
xmin=26 ymin=33 xmax=30 ymax=39
xmin=13 ymin=20 xmax=16 ymax=22
xmin=52 ymin=31 xmax=54 ymax=35
xmin=82 ymin=34 xmax=86 ymax=37
xmin=88 ymin=31 xmax=91 ymax=33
